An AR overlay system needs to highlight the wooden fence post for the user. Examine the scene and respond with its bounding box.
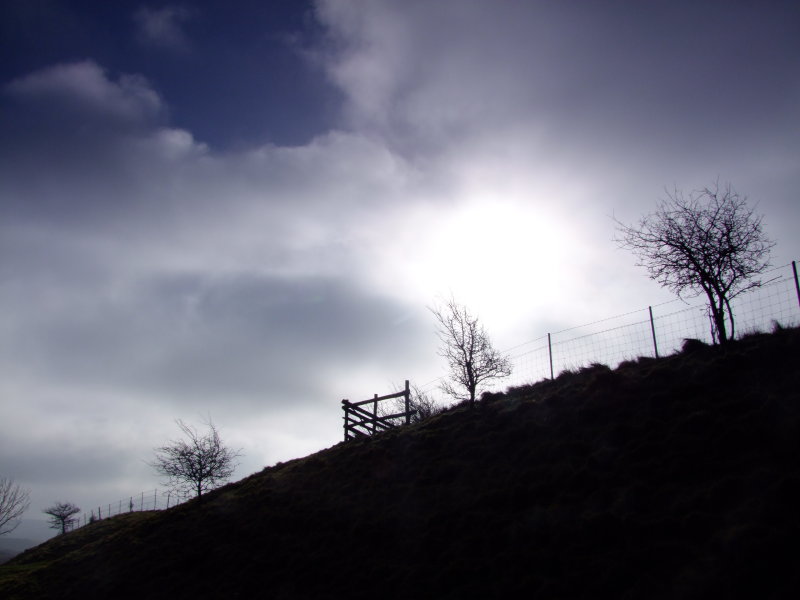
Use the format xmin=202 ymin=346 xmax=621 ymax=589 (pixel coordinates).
xmin=341 ymin=399 xmax=349 ymax=441
xmin=341 ymin=383 xmax=414 ymax=441
xmin=548 ymin=333 xmax=554 ymax=379
xmin=649 ymin=306 xmax=659 ymax=358
xmin=404 ymin=380 xmax=411 ymax=425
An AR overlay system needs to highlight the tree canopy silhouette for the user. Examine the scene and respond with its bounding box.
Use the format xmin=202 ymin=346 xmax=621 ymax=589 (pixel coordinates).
xmin=431 ymin=296 xmax=512 ymax=407
xmin=43 ymin=502 xmax=80 ymax=535
xmin=615 ymin=182 xmax=774 ymax=344
xmin=150 ymin=419 xmax=242 ymax=499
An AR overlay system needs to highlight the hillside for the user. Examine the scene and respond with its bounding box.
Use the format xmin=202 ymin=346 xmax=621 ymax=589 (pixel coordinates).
xmin=2 ymin=327 xmax=799 ymax=599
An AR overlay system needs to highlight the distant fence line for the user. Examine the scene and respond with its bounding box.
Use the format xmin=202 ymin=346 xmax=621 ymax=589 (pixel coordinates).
xmin=422 ymin=261 xmax=800 ymax=395
xmin=69 ymin=488 xmax=191 ymax=532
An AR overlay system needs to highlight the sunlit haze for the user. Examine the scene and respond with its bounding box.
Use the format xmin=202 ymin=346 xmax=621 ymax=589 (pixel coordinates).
xmin=1 ymin=0 xmax=798 ymax=540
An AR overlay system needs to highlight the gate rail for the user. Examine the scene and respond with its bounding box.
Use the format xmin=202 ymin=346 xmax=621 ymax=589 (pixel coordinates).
xmin=341 ymin=380 xmax=414 ymax=441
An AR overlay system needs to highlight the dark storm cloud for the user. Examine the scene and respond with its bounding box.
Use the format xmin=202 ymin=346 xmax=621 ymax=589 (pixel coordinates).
xmin=3 ymin=270 xmax=424 ymax=409
xmin=1 ymin=437 xmax=132 ymax=487
xmin=318 ymin=0 xmax=800 ymax=167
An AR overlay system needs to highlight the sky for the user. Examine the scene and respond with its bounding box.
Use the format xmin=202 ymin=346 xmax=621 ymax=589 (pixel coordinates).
xmin=1 ymin=0 xmax=799 ymax=540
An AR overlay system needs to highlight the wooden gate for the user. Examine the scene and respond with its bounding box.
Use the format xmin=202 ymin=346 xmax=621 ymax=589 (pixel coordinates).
xmin=341 ymin=380 xmax=414 ymax=441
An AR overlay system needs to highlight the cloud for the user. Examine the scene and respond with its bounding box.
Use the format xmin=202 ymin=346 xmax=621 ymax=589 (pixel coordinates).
xmin=134 ymin=5 xmax=193 ymax=52
xmin=312 ymin=0 xmax=800 ymax=297
xmin=316 ymin=0 xmax=800 ymax=167
xmin=0 ymin=60 xmax=435 ymax=490
xmin=6 ymin=60 xmax=164 ymax=125
xmin=2 ymin=1 xmax=799 ymax=525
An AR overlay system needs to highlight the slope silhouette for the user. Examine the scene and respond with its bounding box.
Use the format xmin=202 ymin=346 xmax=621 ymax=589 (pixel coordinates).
xmin=2 ymin=327 xmax=799 ymax=599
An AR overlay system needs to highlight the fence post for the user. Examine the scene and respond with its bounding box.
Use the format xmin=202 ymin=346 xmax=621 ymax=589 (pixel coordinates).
xmin=372 ymin=394 xmax=379 ymax=434
xmin=547 ymin=333 xmax=554 ymax=379
xmin=341 ymin=400 xmax=349 ymax=441
xmin=404 ymin=380 xmax=411 ymax=425
xmin=648 ymin=306 xmax=660 ymax=358
xmin=793 ymin=261 xmax=800 ymax=310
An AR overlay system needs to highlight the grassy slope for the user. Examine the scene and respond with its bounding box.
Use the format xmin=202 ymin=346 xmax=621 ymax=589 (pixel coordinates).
xmin=2 ymin=327 xmax=799 ymax=599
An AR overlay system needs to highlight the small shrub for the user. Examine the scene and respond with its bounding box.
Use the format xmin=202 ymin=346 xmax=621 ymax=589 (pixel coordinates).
xmin=681 ymin=338 xmax=708 ymax=354
xmin=577 ymin=362 xmax=611 ymax=375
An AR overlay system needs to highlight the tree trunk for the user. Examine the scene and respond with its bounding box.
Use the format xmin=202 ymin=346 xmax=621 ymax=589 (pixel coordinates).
xmin=724 ymin=296 xmax=735 ymax=341
xmin=705 ymin=288 xmax=729 ymax=344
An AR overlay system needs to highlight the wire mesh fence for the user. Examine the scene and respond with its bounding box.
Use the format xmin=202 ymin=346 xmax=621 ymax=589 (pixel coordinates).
xmin=423 ymin=261 xmax=800 ymax=395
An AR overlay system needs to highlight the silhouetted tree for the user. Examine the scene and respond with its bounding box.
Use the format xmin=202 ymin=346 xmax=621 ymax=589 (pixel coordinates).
xmin=150 ymin=419 xmax=242 ymax=499
xmin=431 ymin=296 xmax=512 ymax=407
xmin=43 ymin=502 xmax=81 ymax=535
xmin=382 ymin=383 xmax=444 ymax=424
xmin=406 ymin=384 xmax=443 ymax=422
xmin=0 ymin=477 xmax=30 ymax=536
xmin=615 ymin=182 xmax=774 ymax=344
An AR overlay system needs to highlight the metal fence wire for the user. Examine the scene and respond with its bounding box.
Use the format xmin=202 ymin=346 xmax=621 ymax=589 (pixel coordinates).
xmin=500 ymin=262 xmax=800 ymax=389
xmin=419 ymin=261 xmax=800 ymax=394
xmin=69 ymin=488 xmax=193 ymax=532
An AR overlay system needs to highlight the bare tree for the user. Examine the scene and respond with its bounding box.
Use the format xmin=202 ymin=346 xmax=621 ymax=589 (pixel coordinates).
xmin=150 ymin=419 xmax=242 ymax=499
xmin=615 ymin=182 xmax=774 ymax=344
xmin=405 ymin=384 xmax=444 ymax=422
xmin=431 ymin=297 xmax=512 ymax=407
xmin=43 ymin=502 xmax=81 ymax=535
xmin=382 ymin=383 xmax=444 ymax=424
xmin=0 ymin=477 xmax=30 ymax=536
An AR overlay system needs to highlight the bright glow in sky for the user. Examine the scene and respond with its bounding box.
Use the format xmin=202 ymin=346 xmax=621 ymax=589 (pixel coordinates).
xmin=1 ymin=0 xmax=798 ymax=542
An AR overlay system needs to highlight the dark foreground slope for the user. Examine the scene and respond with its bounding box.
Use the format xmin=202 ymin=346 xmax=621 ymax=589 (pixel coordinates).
xmin=3 ymin=328 xmax=799 ymax=599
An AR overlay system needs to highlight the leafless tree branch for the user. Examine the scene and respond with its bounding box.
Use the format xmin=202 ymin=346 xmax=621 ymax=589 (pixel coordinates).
xmin=380 ymin=383 xmax=445 ymax=424
xmin=0 ymin=477 xmax=30 ymax=536
xmin=430 ymin=296 xmax=512 ymax=407
xmin=150 ymin=418 xmax=242 ymax=499
xmin=615 ymin=181 xmax=774 ymax=343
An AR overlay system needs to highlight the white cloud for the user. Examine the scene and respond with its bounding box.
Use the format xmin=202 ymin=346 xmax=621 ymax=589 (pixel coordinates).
xmin=134 ymin=5 xmax=193 ymax=52
xmin=6 ymin=60 xmax=164 ymax=124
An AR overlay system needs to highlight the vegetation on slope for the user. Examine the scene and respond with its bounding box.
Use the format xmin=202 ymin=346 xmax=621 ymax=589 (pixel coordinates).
xmin=2 ymin=327 xmax=799 ymax=599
